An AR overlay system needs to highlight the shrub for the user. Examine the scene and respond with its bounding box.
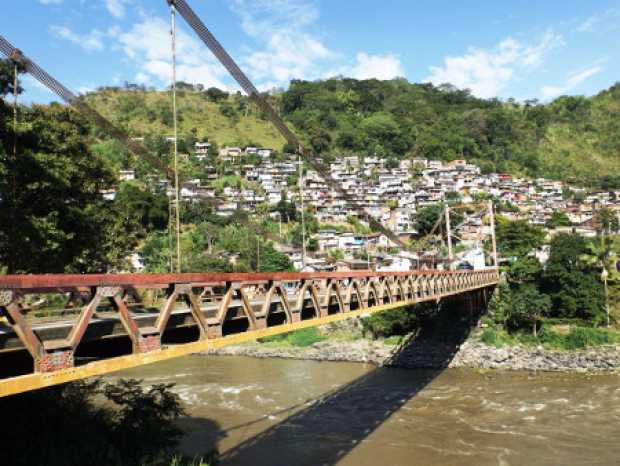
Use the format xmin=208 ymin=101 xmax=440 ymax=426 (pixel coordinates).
xmin=480 ymin=328 xmax=499 ymax=346
xmin=361 ymin=307 xmax=418 ymax=339
xmin=562 ymin=327 xmax=619 ymax=349
xmin=480 ymin=328 xmax=516 ymax=347
xmin=0 ymin=379 xmax=187 ymax=466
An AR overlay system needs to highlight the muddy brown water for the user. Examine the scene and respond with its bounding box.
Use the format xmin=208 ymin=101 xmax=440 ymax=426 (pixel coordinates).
xmin=111 ymin=355 xmax=620 ymax=466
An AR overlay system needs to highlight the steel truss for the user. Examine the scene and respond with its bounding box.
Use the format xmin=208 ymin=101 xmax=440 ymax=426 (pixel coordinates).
xmin=0 ymin=269 xmax=499 ymax=396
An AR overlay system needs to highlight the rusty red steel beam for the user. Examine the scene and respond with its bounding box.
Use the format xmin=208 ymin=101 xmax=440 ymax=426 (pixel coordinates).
xmin=0 ymin=269 xmax=497 ymax=290
xmin=0 ymin=269 xmax=500 ymax=395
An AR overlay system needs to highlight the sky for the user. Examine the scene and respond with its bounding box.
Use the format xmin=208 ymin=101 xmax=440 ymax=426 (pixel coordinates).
xmin=3 ymin=0 xmax=620 ymax=103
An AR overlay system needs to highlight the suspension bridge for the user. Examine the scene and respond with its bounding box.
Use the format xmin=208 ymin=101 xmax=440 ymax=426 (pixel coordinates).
xmin=0 ymin=0 xmax=500 ymax=397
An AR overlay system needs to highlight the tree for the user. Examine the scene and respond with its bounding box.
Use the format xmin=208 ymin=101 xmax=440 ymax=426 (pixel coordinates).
xmin=140 ymin=231 xmax=172 ymax=273
xmin=326 ymin=248 xmax=345 ymax=263
xmin=542 ymin=233 xmax=605 ymax=322
xmin=185 ymin=253 xmax=232 ymax=273
xmin=1 ymin=379 xmax=186 ymax=466
xmin=273 ymin=191 xmax=297 ymax=222
xmin=502 ymin=257 xmax=549 ymax=335
xmin=508 ymin=256 xmax=543 ymax=285
xmin=0 ymin=59 xmax=24 ymax=97
xmin=507 ymin=284 xmax=551 ymax=336
xmin=495 ymin=217 xmax=545 ymax=258
xmin=546 ymin=211 xmax=571 ymax=229
xmin=258 ymin=244 xmax=293 ymax=272
xmin=114 ymin=182 xmax=168 ymax=234
xmin=593 ymin=207 xmax=619 ymax=235
xmin=0 ymin=100 xmax=129 ymax=273
xmin=205 ymin=86 xmax=229 ymax=102
xmin=215 ymin=224 xmax=292 ymax=272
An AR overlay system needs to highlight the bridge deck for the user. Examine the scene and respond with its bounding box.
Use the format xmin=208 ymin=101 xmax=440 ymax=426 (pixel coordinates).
xmin=0 ymin=269 xmax=499 ymax=397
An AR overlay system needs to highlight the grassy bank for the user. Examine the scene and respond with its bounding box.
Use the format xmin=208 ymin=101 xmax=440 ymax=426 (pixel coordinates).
xmin=255 ymin=320 xmax=620 ymax=354
xmin=479 ymin=326 xmax=620 ymax=350
xmin=259 ymin=327 xmax=327 ymax=348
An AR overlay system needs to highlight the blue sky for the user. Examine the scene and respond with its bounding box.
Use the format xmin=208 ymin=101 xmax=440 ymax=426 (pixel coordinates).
xmin=4 ymin=0 xmax=620 ymax=103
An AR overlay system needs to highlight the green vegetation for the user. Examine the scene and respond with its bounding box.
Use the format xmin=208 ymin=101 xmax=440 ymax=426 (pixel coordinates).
xmin=0 ymin=378 xmax=217 ymax=466
xmin=0 ymin=71 xmax=144 ymax=273
xmin=485 ymin=216 xmax=620 ymax=347
xmin=280 ymin=79 xmax=620 ymax=188
xmin=546 ymin=211 xmax=572 ymax=229
xmin=383 ymin=335 xmax=406 ymax=346
xmin=480 ymin=326 xmax=620 ymax=350
xmin=140 ymin=221 xmax=292 ymax=274
xmin=362 ymin=306 xmax=419 ymax=339
xmin=86 ymin=85 xmax=285 ymax=151
xmin=259 ymin=327 xmax=326 ymax=347
xmin=81 ymin=78 xmax=620 ymax=189
xmin=495 ymin=217 xmax=545 ymax=258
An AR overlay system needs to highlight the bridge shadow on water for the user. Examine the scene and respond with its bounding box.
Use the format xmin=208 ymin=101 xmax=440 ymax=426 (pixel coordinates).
xmin=187 ymin=294 xmax=488 ymax=466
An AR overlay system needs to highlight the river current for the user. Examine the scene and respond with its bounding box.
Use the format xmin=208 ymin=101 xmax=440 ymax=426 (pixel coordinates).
xmin=112 ymin=355 xmax=620 ymax=466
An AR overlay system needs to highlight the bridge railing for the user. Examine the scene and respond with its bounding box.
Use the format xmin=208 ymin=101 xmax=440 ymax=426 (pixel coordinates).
xmin=0 ymin=269 xmax=499 ymax=393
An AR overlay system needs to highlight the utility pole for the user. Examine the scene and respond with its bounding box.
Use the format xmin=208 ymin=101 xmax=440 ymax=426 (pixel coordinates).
xmin=277 ymin=212 xmax=282 ymax=238
xmin=445 ymin=206 xmax=453 ymax=266
xmin=299 ymin=154 xmax=307 ymax=269
xmin=168 ymin=199 xmax=174 ymax=272
xmin=488 ymin=201 xmax=498 ymax=268
xmin=257 ymin=236 xmax=261 ymax=272
xmin=12 ymin=62 xmax=17 ymax=158
xmin=602 ymin=267 xmax=610 ymax=327
xmin=170 ymin=4 xmax=182 ymax=273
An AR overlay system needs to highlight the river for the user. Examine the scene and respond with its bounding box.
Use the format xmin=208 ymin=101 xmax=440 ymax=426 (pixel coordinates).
xmin=111 ymin=355 xmax=620 ymax=466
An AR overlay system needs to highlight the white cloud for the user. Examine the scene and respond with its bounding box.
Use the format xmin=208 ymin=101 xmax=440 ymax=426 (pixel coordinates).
xmin=77 ymin=85 xmax=94 ymax=95
xmin=425 ymin=30 xmax=564 ymax=98
xmin=330 ymin=52 xmax=405 ymax=81
xmin=577 ymin=16 xmax=600 ymax=33
xmin=111 ymin=18 xmax=231 ymax=90
xmin=49 ymin=25 xmax=105 ymax=52
xmin=577 ymin=9 xmax=620 ymax=33
xmin=230 ymin=0 xmax=404 ymax=87
xmin=231 ymin=0 xmax=337 ymax=88
xmin=540 ymin=65 xmax=604 ymax=99
xmin=105 ymin=0 xmax=129 ymax=19
xmin=134 ymin=72 xmax=151 ymax=84
xmin=39 ymin=0 xmax=62 ymax=4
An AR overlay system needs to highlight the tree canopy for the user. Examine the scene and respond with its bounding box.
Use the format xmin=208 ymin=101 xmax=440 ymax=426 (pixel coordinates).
xmin=496 ymin=217 xmax=545 ymax=258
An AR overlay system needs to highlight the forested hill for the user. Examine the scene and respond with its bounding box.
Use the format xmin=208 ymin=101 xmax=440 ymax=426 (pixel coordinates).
xmin=87 ymin=79 xmax=620 ymax=188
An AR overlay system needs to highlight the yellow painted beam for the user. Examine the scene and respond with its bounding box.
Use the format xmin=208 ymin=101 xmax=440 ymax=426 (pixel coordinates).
xmin=0 ymin=284 xmax=495 ymax=397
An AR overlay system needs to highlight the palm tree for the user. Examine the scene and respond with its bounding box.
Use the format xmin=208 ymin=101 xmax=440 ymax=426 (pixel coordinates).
xmin=581 ymin=235 xmax=618 ymax=327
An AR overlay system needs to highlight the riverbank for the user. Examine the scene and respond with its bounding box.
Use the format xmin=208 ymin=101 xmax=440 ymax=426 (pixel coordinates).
xmin=207 ymin=333 xmax=620 ymax=372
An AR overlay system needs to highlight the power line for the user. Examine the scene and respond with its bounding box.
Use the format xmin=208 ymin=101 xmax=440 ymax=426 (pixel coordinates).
xmin=170 ymin=4 xmax=182 ymax=273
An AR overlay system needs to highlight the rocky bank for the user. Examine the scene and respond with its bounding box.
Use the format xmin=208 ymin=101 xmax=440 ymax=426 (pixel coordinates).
xmin=208 ymin=338 xmax=620 ymax=372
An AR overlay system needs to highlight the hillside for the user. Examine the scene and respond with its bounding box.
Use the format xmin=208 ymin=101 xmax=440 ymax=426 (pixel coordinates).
xmin=86 ymin=79 xmax=620 ymax=188
xmin=86 ymin=85 xmax=285 ymax=150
